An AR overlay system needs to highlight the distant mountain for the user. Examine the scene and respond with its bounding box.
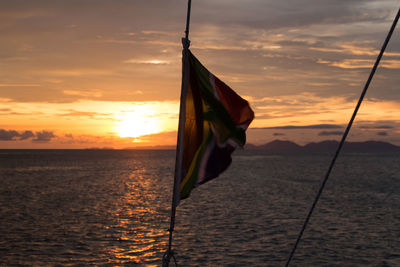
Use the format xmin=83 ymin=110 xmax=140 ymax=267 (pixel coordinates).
xmin=304 ymin=140 xmax=339 ymax=152
xmin=342 ymin=141 xmax=400 ymax=153
xmin=243 ymin=143 xmax=259 ymax=150
xmin=245 ymin=139 xmax=400 ymax=153
xmin=257 ymin=140 xmax=302 ymax=151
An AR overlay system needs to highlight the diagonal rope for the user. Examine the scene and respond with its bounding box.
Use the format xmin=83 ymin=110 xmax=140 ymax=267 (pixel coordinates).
xmin=285 ymin=8 xmax=400 ymax=267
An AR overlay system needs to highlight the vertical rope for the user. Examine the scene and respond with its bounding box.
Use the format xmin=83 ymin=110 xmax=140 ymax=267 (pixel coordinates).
xmin=285 ymin=8 xmax=400 ymax=267
xmin=185 ymin=0 xmax=192 ymax=40
xmin=163 ymin=1 xmax=192 ymax=267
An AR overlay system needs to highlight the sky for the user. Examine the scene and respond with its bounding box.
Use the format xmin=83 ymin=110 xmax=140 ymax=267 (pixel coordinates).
xmin=0 ymin=0 xmax=399 ymax=149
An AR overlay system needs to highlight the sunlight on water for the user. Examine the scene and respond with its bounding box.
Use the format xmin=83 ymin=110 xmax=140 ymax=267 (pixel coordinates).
xmin=0 ymin=150 xmax=399 ymax=266
xmin=104 ymin=160 xmax=169 ymax=265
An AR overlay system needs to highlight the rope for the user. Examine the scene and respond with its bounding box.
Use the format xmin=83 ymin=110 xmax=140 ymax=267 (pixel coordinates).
xmin=164 ymin=1 xmax=192 ymax=266
xmin=285 ymin=8 xmax=400 ymax=267
xmin=162 ymin=249 xmax=178 ymax=267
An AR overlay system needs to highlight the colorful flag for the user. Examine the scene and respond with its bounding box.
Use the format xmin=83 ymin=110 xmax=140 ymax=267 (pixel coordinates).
xmin=179 ymin=50 xmax=254 ymax=201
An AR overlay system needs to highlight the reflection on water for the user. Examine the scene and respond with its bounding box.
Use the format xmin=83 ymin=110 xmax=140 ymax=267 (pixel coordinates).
xmin=0 ymin=149 xmax=399 ymax=266
xmin=0 ymin=150 xmax=172 ymax=266
xmin=108 ymin=164 xmax=168 ymax=265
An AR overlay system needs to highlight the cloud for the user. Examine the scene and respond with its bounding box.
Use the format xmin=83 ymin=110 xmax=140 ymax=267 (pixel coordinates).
xmin=359 ymin=125 xmax=394 ymax=129
xmin=319 ymin=59 xmax=400 ymax=69
xmin=63 ymin=90 xmax=103 ymax=98
xmin=0 ymin=0 xmax=399 ymax=148
xmin=58 ymin=109 xmax=113 ymax=118
xmin=32 ymin=131 xmax=56 ymax=142
xmin=273 ymin=132 xmax=285 ymax=136
xmin=377 ymin=131 xmax=388 ymax=136
xmin=0 ymin=83 xmax=40 ymax=87
xmin=0 ymin=129 xmax=20 ymax=140
xmin=124 ymin=59 xmax=170 ymax=65
xmin=318 ymin=131 xmax=343 ymax=136
xmin=0 ymin=129 xmax=35 ymax=140
xmin=20 ymin=130 xmax=34 ymax=140
xmin=43 ymin=69 xmax=113 ymax=77
xmin=254 ymin=124 xmax=343 ymax=130
xmin=1 ymin=0 xmax=399 ymax=105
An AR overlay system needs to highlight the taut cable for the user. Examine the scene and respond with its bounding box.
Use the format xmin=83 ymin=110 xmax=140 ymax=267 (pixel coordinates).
xmin=285 ymin=8 xmax=400 ymax=267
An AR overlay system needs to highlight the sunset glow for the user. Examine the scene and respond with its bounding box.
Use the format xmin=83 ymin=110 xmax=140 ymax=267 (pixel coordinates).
xmin=0 ymin=1 xmax=399 ymax=148
xmin=114 ymin=106 xmax=163 ymax=140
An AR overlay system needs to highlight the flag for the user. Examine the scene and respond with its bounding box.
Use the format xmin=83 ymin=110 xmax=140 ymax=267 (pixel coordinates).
xmin=179 ymin=50 xmax=254 ymax=201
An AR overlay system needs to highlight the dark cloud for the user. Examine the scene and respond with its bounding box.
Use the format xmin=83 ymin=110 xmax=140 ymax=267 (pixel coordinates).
xmin=377 ymin=131 xmax=388 ymax=136
xmin=273 ymin=133 xmax=285 ymax=136
xmin=318 ymin=131 xmax=343 ymax=136
xmin=0 ymin=1 xmax=399 ymax=148
xmin=59 ymin=110 xmax=112 ymax=118
xmin=195 ymin=0 xmax=388 ymax=30
xmin=0 ymin=0 xmax=398 ymax=104
xmin=32 ymin=130 xmax=56 ymax=142
xmin=0 ymin=129 xmax=20 ymax=140
xmin=20 ymin=130 xmax=34 ymax=140
xmin=359 ymin=125 xmax=394 ymax=129
xmin=0 ymin=129 xmax=55 ymax=141
xmin=0 ymin=0 xmax=390 ymax=32
xmin=254 ymin=124 xmax=343 ymax=130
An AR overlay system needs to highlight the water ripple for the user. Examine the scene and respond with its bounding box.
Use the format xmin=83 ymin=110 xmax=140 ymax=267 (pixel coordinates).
xmin=0 ymin=150 xmax=399 ymax=266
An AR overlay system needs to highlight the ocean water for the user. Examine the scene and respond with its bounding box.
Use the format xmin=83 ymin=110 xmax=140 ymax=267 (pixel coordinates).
xmin=0 ymin=149 xmax=399 ymax=266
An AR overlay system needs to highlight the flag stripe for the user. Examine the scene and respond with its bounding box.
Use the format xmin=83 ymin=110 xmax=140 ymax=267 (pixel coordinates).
xmin=180 ymin=127 xmax=213 ymax=199
xmin=179 ymin=50 xmax=254 ymax=201
xmin=212 ymin=74 xmax=254 ymax=128
xmin=189 ymin=51 xmax=245 ymax=144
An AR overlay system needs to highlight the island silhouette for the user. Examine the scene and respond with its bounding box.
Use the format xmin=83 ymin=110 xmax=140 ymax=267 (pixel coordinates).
xmin=245 ymin=139 xmax=400 ymax=153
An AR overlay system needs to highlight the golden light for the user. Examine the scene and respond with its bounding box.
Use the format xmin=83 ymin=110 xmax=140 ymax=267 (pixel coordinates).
xmin=114 ymin=105 xmax=163 ymax=140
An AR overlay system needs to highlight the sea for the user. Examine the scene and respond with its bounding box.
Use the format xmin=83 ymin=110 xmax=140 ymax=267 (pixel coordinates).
xmin=0 ymin=149 xmax=399 ymax=266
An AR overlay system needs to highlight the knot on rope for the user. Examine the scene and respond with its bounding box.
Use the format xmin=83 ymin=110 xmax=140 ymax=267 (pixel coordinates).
xmin=182 ymin=37 xmax=190 ymax=49
xmin=162 ymin=249 xmax=178 ymax=267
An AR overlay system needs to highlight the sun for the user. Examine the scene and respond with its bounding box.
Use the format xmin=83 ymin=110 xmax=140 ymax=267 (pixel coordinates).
xmin=114 ymin=105 xmax=162 ymax=141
